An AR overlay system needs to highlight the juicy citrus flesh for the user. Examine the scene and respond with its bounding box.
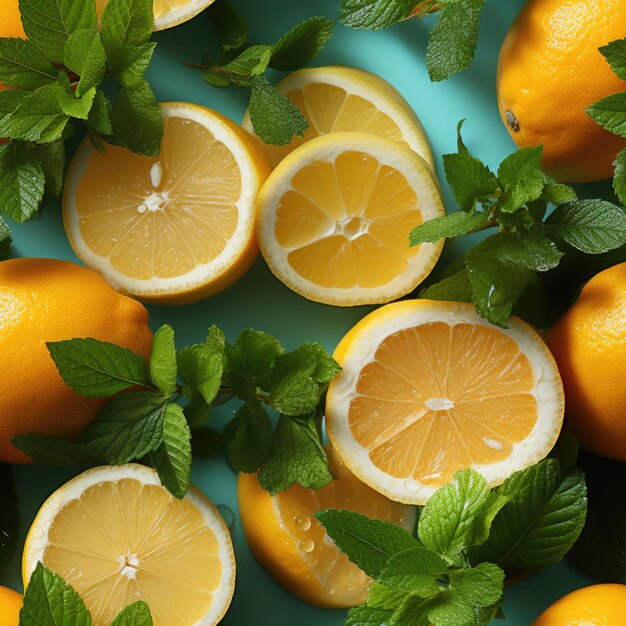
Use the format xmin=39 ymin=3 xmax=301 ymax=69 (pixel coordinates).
xmin=64 ymin=103 xmax=270 ymax=304
xmin=23 ymin=465 xmax=235 ymax=626
xmin=0 ymin=586 xmax=22 ymax=626
xmin=257 ymin=133 xmax=444 ymax=306
xmin=327 ymin=300 xmax=565 ymax=504
xmin=242 ymin=66 xmax=433 ymax=169
xmin=238 ymin=449 xmax=415 ymax=608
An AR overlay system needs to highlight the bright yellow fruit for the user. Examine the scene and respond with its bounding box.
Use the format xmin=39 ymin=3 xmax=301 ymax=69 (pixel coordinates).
xmin=531 ymin=584 xmax=626 ymax=625
xmin=256 ymin=132 xmax=444 ymax=306
xmin=238 ymin=448 xmax=415 ymax=608
xmin=326 ymin=299 xmax=565 ymax=504
xmin=23 ymin=464 xmax=236 ymax=626
xmin=64 ymin=102 xmax=271 ymax=305
xmin=0 ymin=258 xmax=152 ymax=464
xmin=242 ymin=66 xmax=434 ymax=169
xmin=0 ymin=586 xmax=22 ymax=626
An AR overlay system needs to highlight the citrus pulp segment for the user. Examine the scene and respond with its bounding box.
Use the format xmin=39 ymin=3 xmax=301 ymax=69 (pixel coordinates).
xmin=326 ymin=300 xmax=565 ymax=504
xmin=237 ymin=449 xmax=415 ymax=608
xmin=256 ymin=133 xmax=444 ymax=306
xmin=242 ymin=66 xmax=434 ymax=168
xmin=63 ymin=102 xmax=271 ymax=305
xmin=22 ymin=464 xmax=235 ymax=626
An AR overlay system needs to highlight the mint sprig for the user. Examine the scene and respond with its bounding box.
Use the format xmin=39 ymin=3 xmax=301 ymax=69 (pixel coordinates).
xmin=412 ymin=121 xmax=626 ymax=327
xmin=13 ymin=325 xmax=341 ymax=499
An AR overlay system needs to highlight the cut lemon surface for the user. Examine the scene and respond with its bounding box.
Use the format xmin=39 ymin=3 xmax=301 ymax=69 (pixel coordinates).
xmin=238 ymin=448 xmax=415 ymax=608
xmin=64 ymin=102 xmax=270 ymax=305
xmin=22 ymin=464 xmax=235 ymax=626
xmin=242 ymin=66 xmax=434 ymax=168
xmin=257 ymin=132 xmax=444 ymax=306
xmin=326 ymin=300 xmax=565 ymax=504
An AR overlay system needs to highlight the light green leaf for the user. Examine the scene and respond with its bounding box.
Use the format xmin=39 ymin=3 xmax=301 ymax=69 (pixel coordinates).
xmin=111 ymin=601 xmax=153 ymax=626
xmin=420 ymin=269 xmax=473 ymax=303
xmin=478 ymin=232 xmax=563 ymax=272
xmin=209 ymin=0 xmax=248 ymax=52
xmin=150 ymin=325 xmax=177 ymax=396
xmin=114 ymin=42 xmax=156 ymax=87
xmin=339 ymin=0 xmax=415 ymax=30
xmin=178 ymin=341 xmax=224 ymax=406
xmin=442 ymin=153 xmax=499 ymax=212
xmin=540 ymin=183 xmax=577 ymax=206
xmin=270 ymin=17 xmax=335 ymax=71
xmin=409 ymin=210 xmax=491 ymax=246
xmin=101 ymin=0 xmax=154 ymax=64
xmin=0 ymin=38 xmax=57 ymax=89
xmin=64 ymin=29 xmax=107 ymax=96
xmin=270 ymin=370 xmax=320 ymax=416
xmin=345 ymin=604 xmax=395 ymax=626
xmin=450 ymin=563 xmax=504 ymax=608
xmin=587 ymin=91 xmax=626 ymax=138
xmin=271 ymin=343 xmax=341 ymax=386
xmin=497 ymin=146 xmax=545 ymax=212
xmin=223 ymin=44 xmax=272 ymax=78
xmin=12 ymin=434 xmax=96 ymax=466
xmin=615 ymin=147 xmax=626 ymax=206
xmin=379 ymin=547 xmax=447 ymax=596
xmin=58 ymin=85 xmax=96 ymax=120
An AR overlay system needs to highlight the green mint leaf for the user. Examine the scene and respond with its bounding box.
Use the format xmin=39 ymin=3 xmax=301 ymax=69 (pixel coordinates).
xmin=223 ymin=44 xmax=272 ymax=78
xmin=378 ymin=547 xmax=448 ymax=596
xmin=271 ymin=343 xmax=341 ymax=385
xmin=111 ymin=601 xmax=153 ymax=626
xmin=367 ymin=583 xmax=408 ymax=610
xmin=63 ymin=29 xmax=107 ymax=97
xmin=469 ymin=459 xmax=587 ymax=569
xmin=12 ymin=434 xmax=96 ymax=465
xmin=420 ymin=269 xmax=473 ymax=303
xmin=150 ymin=403 xmax=192 ymax=498
xmin=270 ymin=17 xmax=335 ymax=71
xmin=101 ymin=0 xmax=154 ymax=63
xmin=58 ymin=85 xmax=96 ymax=120
xmin=209 ymin=0 xmax=248 ymax=52
xmin=546 ymin=199 xmax=626 ymax=254
xmin=20 ymin=562 xmax=92 ymax=626
xmin=114 ymin=42 xmax=156 ymax=87
xmin=82 ymin=391 xmax=167 ymax=464
xmin=0 ymin=143 xmax=45 ymax=223
xmin=497 ymin=146 xmax=545 ymax=212
xmin=270 ymin=370 xmax=320 ymax=416
xmin=426 ymin=593 xmax=474 ymax=626
xmin=19 ymin=0 xmax=97 ymax=62
xmin=0 ymin=217 xmax=11 ymax=260
xmin=178 ymin=341 xmax=224 ymax=405
xmin=258 ymin=413 xmax=331 ymax=494
xmin=600 ymin=37 xmax=626 ymax=80
xmin=390 ymin=594 xmax=434 ymax=626
xmin=202 ymin=62 xmax=233 ymax=88
xmin=587 ymin=91 xmax=626 ymax=137
xmin=0 ymin=38 xmax=57 ymax=89
xmin=0 ymin=89 xmax=28 ymax=118
xmin=614 ymin=147 xmax=626 ymax=206
xmin=442 ymin=153 xmax=499 ymax=211
xmin=32 ymin=139 xmax=66 ymax=197
xmin=184 ymin=390 xmax=210 ymax=429
xmin=540 ymin=183 xmax=577 ymax=206
xmin=450 ymin=563 xmax=504 ymax=608
xmin=426 ymin=0 xmax=485 ymax=82
xmin=47 ymin=337 xmax=149 ymax=397
xmin=418 ymin=469 xmax=507 ymax=561
xmin=345 ymin=604 xmax=394 ymax=626
xmin=339 ymin=0 xmax=415 ymax=30
xmin=150 ymin=325 xmax=177 ymax=396
xmin=314 ymin=510 xmax=417 ymax=578
xmin=249 ymin=75 xmax=308 ymax=146
xmin=88 ymin=90 xmax=113 ymax=135
xmin=409 ymin=210 xmax=492 ymax=246
xmin=223 ymin=399 xmax=273 ymax=473
xmin=478 ymin=232 xmax=563 ymax=272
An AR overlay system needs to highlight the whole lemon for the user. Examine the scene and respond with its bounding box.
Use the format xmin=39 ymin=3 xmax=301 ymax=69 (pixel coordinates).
xmin=0 ymin=586 xmax=22 ymax=626
xmin=532 ymin=584 xmax=626 ymax=624
xmin=497 ymin=0 xmax=626 ymax=183
xmin=0 ymin=258 xmax=152 ymax=463
xmin=548 ymin=263 xmax=626 ymax=460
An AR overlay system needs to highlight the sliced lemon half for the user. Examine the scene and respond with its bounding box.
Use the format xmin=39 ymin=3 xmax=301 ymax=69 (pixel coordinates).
xmin=326 ymin=300 xmax=565 ymax=504
xmin=256 ymin=132 xmax=444 ymax=306
xmin=22 ymin=464 xmax=235 ymax=626
xmin=63 ymin=102 xmax=270 ymax=305
xmin=242 ymin=66 xmax=434 ymax=168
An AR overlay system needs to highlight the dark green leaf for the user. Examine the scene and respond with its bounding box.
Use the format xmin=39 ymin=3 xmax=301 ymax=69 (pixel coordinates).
xmin=409 ymin=210 xmax=491 ymax=246
xmin=450 ymin=563 xmax=504 ymax=608
xmin=111 ymin=601 xmax=153 ymax=626
xmin=32 ymin=139 xmax=66 ymax=197
xmin=478 ymin=233 xmax=563 ymax=272
xmin=0 ymin=217 xmax=11 ymax=260
xmin=150 ymin=325 xmax=177 ymax=396
xmin=114 ymin=42 xmax=156 ymax=87
xmin=270 ymin=370 xmax=320 ymax=416
xmin=223 ymin=45 xmax=272 ymax=78
xmin=101 ymin=0 xmax=154 ymax=64
xmin=12 ymin=434 xmax=96 ymax=465
xmin=209 ymin=0 xmax=248 ymax=52
xmin=64 ymin=29 xmax=107 ymax=96
xmin=88 ymin=90 xmax=113 ymax=135
xmin=340 ymin=0 xmax=415 ymax=30
xmin=420 ymin=269 xmax=473 ymax=303
xmin=379 ymin=547 xmax=448 ymax=595
xmin=442 ymin=153 xmax=498 ymax=211
xmin=587 ymin=91 xmax=626 ymax=138
xmin=224 ymin=400 xmax=273 ymax=472
xmin=270 ymin=17 xmax=335 ymax=71
xmin=541 ymin=183 xmax=577 ymax=206
xmin=0 ymin=38 xmax=57 ymax=89
xmin=600 ymin=37 xmax=626 ymax=80
xmin=614 ymin=148 xmax=626 ymax=206
xmin=345 ymin=604 xmax=395 ymax=626
xmin=271 ymin=343 xmax=341 ymax=386
xmin=497 ymin=146 xmax=545 ymax=213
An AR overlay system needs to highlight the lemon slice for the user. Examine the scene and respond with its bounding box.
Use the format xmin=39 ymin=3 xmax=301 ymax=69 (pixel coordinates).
xmin=63 ymin=102 xmax=270 ymax=305
xmin=242 ymin=66 xmax=434 ymax=168
xmin=326 ymin=300 xmax=565 ymax=504
xmin=22 ymin=464 xmax=235 ymax=626
xmin=237 ymin=448 xmax=415 ymax=608
xmin=256 ymin=132 xmax=444 ymax=306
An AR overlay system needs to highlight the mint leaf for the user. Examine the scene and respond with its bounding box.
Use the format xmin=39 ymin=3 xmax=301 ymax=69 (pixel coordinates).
xmin=442 ymin=153 xmax=498 ymax=211
xmin=0 ymin=38 xmax=57 ymax=89
xmin=587 ymin=92 xmax=626 ymax=138
xmin=271 ymin=343 xmax=341 ymax=385
xmin=270 ymin=17 xmax=335 ymax=71
xmin=546 ymin=199 xmax=626 ymax=254
xmin=223 ymin=45 xmax=272 ymax=79
xmin=224 ymin=400 xmax=272 ymax=472
xmin=340 ymin=0 xmax=415 ymax=30
xmin=150 ymin=325 xmax=177 ymax=396
xmin=614 ymin=148 xmax=626 ymax=205
xmin=115 ymin=42 xmax=157 ymax=87
xmin=315 ymin=510 xmax=417 ymax=578
xmin=12 ymin=434 xmax=96 ymax=465
xmin=150 ymin=403 xmax=191 ymax=498
xmin=258 ymin=413 xmax=331 ymax=493
xmin=58 ymin=85 xmax=96 ymax=120
xmin=101 ymin=0 xmax=154 ymax=63
xmin=270 ymin=371 xmax=320 ymax=416
xmin=379 ymin=547 xmax=448 ymax=596
xmin=420 ymin=269 xmax=473 ymax=303
xmin=0 ymin=143 xmax=45 ymax=223
xmin=20 ymin=562 xmax=92 ymax=626
xmin=410 ymin=210 xmax=491 ymax=246
xmin=111 ymin=602 xmax=153 ymax=626
xmin=64 ymin=29 xmax=107 ymax=96
xmin=345 ymin=604 xmax=394 ymax=626
xmin=541 ymin=183 xmax=577 ymax=206
xmin=425 ymin=591 xmax=475 ymax=626
xmin=209 ymin=0 xmax=248 ymax=52
xmin=47 ymin=337 xmax=149 ymax=397
xmin=497 ymin=146 xmax=545 ymax=212
xmin=249 ymin=75 xmax=308 ymax=146
xmin=478 ymin=233 xmax=563 ymax=272
xmin=0 ymin=217 xmax=11 ymax=260
xmin=19 ymin=0 xmax=97 ymax=62
xmin=88 ymin=90 xmax=113 ymax=135
xmin=469 ymin=459 xmax=587 ymax=569
xmin=32 ymin=138 xmax=66 ymax=197
xmin=426 ymin=0 xmax=485 ymax=82
xmin=451 ymin=563 xmax=504 ymax=607
xmin=82 ymin=391 xmax=167 ymax=464
xmin=600 ymin=37 xmax=626 ymax=80
xmin=178 ymin=341 xmax=224 ymax=405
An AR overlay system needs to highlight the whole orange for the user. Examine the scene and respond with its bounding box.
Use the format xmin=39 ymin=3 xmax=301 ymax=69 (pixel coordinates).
xmin=497 ymin=0 xmax=626 ymax=183
xmin=0 ymin=586 xmax=22 ymax=626
xmin=0 ymin=258 xmax=152 ymax=463
xmin=532 ymin=584 xmax=626 ymax=625
xmin=548 ymin=263 xmax=626 ymax=460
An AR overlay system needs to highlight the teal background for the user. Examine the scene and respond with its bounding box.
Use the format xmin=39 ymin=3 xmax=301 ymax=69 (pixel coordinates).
xmin=0 ymin=0 xmax=598 ymax=622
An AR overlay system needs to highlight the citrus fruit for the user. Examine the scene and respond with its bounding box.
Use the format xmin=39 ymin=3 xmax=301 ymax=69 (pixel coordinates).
xmin=0 ymin=258 xmax=152 ymax=464
xmin=531 ymin=583 xmax=626 ymax=625
xmin=0 ymin=586 xmax=22 ymax=626
xmin=548 ymin=263 xmax=626 ymax=461
xmin=23 ymin=464 xmax=236 ymax=626
xmin=64 ymin=102 xmax=270 ymax=305
xmin=497 ymin=0 xmax=626 ymax=183
xmin=237 ymin=448 xmax=415 ymax=608
xmin=256 ymin=132 xmax=444 ymax=306
xmin=326 ymin=299 xmax=565 ymax=504
xmin=242 ymin=66 xmax=434 ymax=169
